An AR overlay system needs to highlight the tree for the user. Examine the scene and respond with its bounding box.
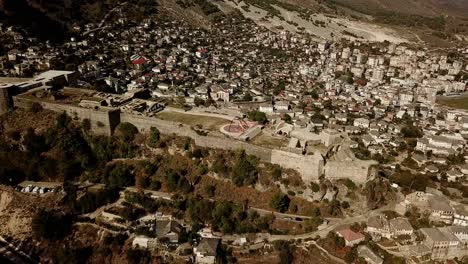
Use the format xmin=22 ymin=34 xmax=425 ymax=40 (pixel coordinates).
xmin=310 ymin=89 xmax=319 ymax=99
xmin=23 ymin=127 xmax=46 ymax=156
xmin=56 ymin=112 xmax=72 ymax=129
xmin=248 ymin=111 xmax=268 ymax=124
xmin=116 ymin=122 xmax=139 ymax=141
xmin=270 ymin=192 xmax=290 ymax=213
xmin=82 ymin=119 xmax=91 ymax=132
xmin=104 ymin=163 xmax=135 ymax=188
xmin=231 ymin=150 xmax=258 ymax=186
xmin=283 ymin=114 xmax=292 ymax=124
xmin=147 ymin=127 xmax=160 ymax=147
xmin=401 ymin=125 xmax=422 ymax=138
xmin=55 ymin=247 xmax=92 ymax=264
xmin=32 ymin=209 xmax=73 ymax=240
xmin=126 ymin=248 xmax=151 ymax=264
xmin=273 ymin=241 xmax=293 ymax=264
xmin=194 ymin=97 xmax=205 ymax=107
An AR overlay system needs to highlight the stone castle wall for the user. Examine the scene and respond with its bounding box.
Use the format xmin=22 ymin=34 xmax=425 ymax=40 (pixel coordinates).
xmin=12 ymin=96 xmax=374 ymax=184
xmin=120 ymin=113 xmax=273 ymax=162
xmin=13 ymin=96 xmax=119 ymax=136
xmin=0 ymin=87 xmax=12 ymax=114
xmin=120 ymin=114 xmax=326 ymax=181
xmin=324 ymin=160 xmax=378 ymax=183
xmin=271 ymin=150 xmax=324 ymax=182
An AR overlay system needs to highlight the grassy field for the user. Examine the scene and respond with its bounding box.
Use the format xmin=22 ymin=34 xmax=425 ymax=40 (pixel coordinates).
xmin=437 ymin=95 xmax=468 ymax=110
xmin=250 ymin=132 xmax=287 ymax=149
xmin=156 ymin=111 xmax=228 ymax=130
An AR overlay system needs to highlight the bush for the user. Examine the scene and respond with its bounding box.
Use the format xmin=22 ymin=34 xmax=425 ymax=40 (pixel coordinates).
xmin=205 ymin=185 xmax=216 ymax=197
xmin=29 ymin=102 xmax=43 ymax=113
xmin=147 ymin=127 xmax=160 ymax=147
xmin=82 ymin=119 xmax=91 ymax=131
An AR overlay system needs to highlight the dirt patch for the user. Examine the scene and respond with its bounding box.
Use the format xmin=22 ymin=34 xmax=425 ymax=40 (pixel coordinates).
xmin=0 ymin=187 xmax=62 ymax=239
xmin=156 ymin=111 xmax=228 ymax=130
xmin=251 ymin=132 xmax=287 ymax=149
xmin=293 ymin=244 xmax=338 ymax=264
xmin=0 ymin=108 xmax=58 ymax=135
xmin=437 ymin=94 xmax=468 ymax=110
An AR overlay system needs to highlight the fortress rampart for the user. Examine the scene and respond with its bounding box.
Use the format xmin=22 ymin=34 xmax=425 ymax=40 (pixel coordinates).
xmin=13 ymin=96 xmax=119 ymax=136
xmin=12 ymin=94 xmax=375 ymax=184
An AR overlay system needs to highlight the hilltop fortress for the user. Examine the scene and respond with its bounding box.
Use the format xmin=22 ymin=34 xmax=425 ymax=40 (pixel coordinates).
xmin=0 ymin=71 xmax=377 ymax=184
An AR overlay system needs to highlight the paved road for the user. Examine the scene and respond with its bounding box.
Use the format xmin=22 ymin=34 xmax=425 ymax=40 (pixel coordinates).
xmin=221 ymin=201 xmax=398 ymax=243
xmin=248 ymin=207 xmax=312 ymax=222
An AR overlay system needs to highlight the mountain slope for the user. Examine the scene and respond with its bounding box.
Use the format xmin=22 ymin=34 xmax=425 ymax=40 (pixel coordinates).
xmin=332 ymin=0 xmax=468 ymax=17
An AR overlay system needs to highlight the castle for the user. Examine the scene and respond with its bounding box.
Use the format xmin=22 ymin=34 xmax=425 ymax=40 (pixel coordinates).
xmin=1 ymin=71 xmax=377 ymax=184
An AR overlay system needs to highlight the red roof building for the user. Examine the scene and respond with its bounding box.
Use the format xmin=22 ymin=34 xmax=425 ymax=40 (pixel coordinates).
xmin=336 ymin=228 xmax=365 ymax=246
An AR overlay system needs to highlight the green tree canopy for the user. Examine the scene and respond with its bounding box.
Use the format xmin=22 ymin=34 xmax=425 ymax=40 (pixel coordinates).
xmin=116 ymin=122 xmax=139 ymax=141
xmin=270 ymin=192 xmax=290 ymax=213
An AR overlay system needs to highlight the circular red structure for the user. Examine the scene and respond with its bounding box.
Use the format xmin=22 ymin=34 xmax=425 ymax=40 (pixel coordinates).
xmin=223 ymin=124 xmax=243 ymax=133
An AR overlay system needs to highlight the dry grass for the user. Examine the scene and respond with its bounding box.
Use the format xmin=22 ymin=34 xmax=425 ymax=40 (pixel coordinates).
xmin=195 ymin=175 xmax=318 ymax=216
xmin=0 ymin=108 xmax=58 ymax=134
xmin=437 ymin=95 xmax=468 ymax=110
xmin=156 ymin=111 xmax=228 ymax=130
xmin=250 ymin=132 xmax=287 ymax=149
xmin=293 ymin=244 xmax=338 ymax=264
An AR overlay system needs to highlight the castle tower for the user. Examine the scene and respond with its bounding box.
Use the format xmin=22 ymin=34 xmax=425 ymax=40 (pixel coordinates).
xmin=0 ymin=84 xmax=14 ymax=115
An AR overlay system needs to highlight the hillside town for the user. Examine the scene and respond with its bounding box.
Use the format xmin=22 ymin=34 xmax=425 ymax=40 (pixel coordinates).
xmin=1 ymin=2 xmax=468 ymax=264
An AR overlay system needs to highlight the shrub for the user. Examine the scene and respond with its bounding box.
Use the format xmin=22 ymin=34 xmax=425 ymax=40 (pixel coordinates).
xmin=29 ymin=102 xmax=43 ymax=113
xmin=147 ymin=127 xmax=160 ymax=147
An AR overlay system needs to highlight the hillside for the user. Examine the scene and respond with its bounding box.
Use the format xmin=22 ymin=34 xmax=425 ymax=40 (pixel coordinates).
xmin=1 ymin=0 xmax=467 ymax=46
xmin=332 ymin=0 xmax=468 ymax=17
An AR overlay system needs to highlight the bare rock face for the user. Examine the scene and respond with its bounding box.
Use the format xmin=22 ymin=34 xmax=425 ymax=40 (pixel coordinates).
xmin=0 ymin=190 xmax=13 ymax=213
xmin=0 ymin=187 xmax=61 ymax=239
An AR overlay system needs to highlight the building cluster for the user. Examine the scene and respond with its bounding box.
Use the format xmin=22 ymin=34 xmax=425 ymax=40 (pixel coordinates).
xmin=99 ymin=194 xmax=222 ymax=264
